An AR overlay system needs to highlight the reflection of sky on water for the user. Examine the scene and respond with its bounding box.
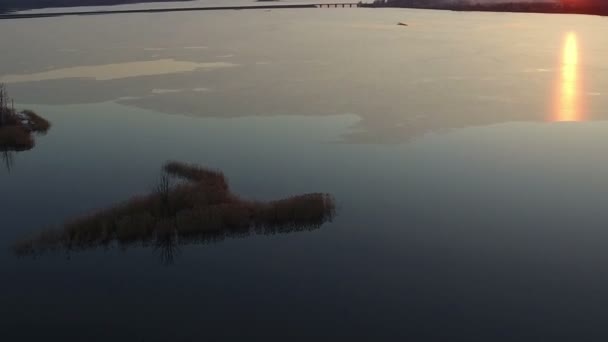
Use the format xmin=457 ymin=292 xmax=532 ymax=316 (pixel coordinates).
xmin=0 ymin=59 xmax=237 ymax=83
xmin=4 ymin=8 xmax=608 ymax=342
xmin=1 ymin=10 xmax=607 ymax=144
xmin=7 ymin=101 xmax=608 ymax=341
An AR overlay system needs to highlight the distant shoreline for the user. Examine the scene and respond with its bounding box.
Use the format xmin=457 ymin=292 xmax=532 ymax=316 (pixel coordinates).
xmin=3 ymin=1 xmax=607 ymax=20
xmin=0 ymin=4 xmax=339 ymax=20
xmin=362 ymin=1 xmax=608 ymax=17
xmin=0 ymin=0 xmax=193 ymax=15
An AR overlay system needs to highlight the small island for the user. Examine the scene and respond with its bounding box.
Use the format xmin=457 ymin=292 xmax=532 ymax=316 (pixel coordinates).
xmin=14 ymin=162 xmax=336 ymax=263
xmin=0 ymin=84 xmax=50 ymax=153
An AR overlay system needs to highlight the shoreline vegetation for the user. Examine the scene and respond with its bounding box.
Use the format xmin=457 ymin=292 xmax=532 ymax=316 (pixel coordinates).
xmin=363 ymin=0 xmax=608 ymax=16
xmin=14 ymin=162 xmax=336 ymax=263
xmin=0 ymin=84 xmax=50 ymax=171
xmin=0 ymin=3 xmax=323 ymax=19
xmin=2 ymin=0 xmax=608 ymax=18
xmin=0 ymin=0 xmax=193 ymax=14
xmin=0 ymin=84 xmax=50 ymax=153
xmin=3 ymin=0 xmax=608 ymax=17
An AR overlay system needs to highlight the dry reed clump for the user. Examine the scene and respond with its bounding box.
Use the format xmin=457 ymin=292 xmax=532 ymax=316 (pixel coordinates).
xmin=21 ymin=109 xmax=51 ymax=134
xmin=14 ymin=162 xmax=335 ymax=257
xmin=0 ymin=126 xmax=34 ymax=151
xmin=0 ymin=84 xmax=51 ymax=152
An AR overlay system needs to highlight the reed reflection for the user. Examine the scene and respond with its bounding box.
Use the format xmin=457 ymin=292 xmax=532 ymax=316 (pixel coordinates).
xmin=1 ymin=151 xmax=14 ymax=172
xmin=555 ymin=32 xmax=582 ymax=122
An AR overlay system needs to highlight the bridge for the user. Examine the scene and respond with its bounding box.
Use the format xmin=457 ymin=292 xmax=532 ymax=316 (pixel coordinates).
xmin=317 ymin=3 xmax=359 ymax=8
xmin=0 ymin=3 xmax=361 ymax=20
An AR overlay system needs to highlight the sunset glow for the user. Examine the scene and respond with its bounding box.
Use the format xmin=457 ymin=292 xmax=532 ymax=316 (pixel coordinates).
xmin=555 ymin=32 xmax=581 ymax=122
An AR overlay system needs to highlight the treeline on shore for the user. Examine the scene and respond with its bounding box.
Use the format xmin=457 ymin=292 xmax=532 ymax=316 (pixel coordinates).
xmin=0 ymin=0 xmax=192 ymax=14
xmin=364 ymin=0 xmax=608 ymax=16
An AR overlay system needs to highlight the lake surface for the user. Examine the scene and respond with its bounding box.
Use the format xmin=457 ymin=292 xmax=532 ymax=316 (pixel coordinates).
xmin=2 ymin=6 xmax=608 ymax=341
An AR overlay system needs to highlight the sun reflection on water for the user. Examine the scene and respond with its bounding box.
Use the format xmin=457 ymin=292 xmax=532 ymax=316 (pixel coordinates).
xmin=555 ymin=32 xmax=581 ymax=122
